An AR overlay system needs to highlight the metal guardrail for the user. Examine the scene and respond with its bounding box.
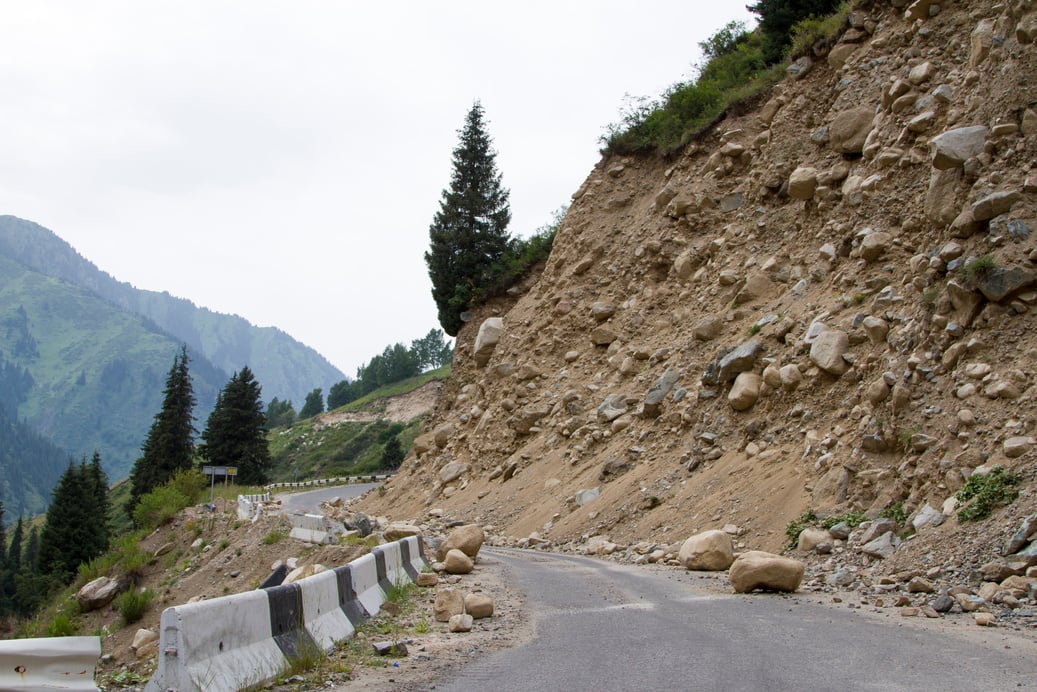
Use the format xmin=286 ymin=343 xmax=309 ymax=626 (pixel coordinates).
xmin=263 ymin=474 xmax=391 ymax=491
xmin=0 ymin=635 xmax=101 ymax=691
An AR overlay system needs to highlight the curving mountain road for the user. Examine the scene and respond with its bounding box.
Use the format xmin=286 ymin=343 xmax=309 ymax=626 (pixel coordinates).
xmin=277 ymin=483 xmax=378 ymax=515
xmin=432 ymin=549 xmax=1037 ymax=692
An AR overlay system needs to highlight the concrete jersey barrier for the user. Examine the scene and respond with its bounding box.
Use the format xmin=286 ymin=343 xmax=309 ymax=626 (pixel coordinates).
xmin=288 ymin=513 xmax=344 ymax=544
xmin=236 ymin=493 xmax=270 ymax=521
xmin=0 ymin=635 xmax=101 ymax=691
xmin=144 ymin=536 xmax=425 ymax=692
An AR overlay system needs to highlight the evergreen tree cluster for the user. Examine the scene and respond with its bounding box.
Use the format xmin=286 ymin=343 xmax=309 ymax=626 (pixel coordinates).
xmin=265 ymin=397 xmax=297 ymax=428
xmin=200 ymin=366 xmax=271 ymax=485
xmin=323 ymin=329 xmax=453 ymax=412
xmin=38 ymin=453 xmax=111 ymax=582
xmin=1 ymin=452 xmax=110 ymax=617
xmin=425 ymin=101 xmax=512 ymax=336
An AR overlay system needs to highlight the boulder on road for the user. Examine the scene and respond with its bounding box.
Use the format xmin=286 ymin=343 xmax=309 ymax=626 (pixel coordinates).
xmin=679 ymin=530 xmax=735 ymax=571
xmin=729 ymin=551 xmax=805 ymax=593
xmin=434 ymin=587 xmax=466 ymax=622
xmin=437 ymin=524 xmax=486 ymax=560
xmin=443 ymin=548 xmax=474 ymax=575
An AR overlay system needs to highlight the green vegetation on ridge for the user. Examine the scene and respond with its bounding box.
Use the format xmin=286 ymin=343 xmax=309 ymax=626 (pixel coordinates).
xmin=602 ymin=0 xmax=847 ymax=156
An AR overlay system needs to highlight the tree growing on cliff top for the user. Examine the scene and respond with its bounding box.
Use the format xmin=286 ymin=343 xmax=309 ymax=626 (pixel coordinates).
xmin=748 ymin=0 xmax=844 ymax=64
xmin=425 ymin=101 xmax=511 ymax=336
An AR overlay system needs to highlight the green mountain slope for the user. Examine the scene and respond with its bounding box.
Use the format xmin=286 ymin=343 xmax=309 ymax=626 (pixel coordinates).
xmin=0 ymin=253 xmax=224 ymax=481
xmin=0 ymin=215 xmax=344 ymax=406
xmin=0 ymin=403 xmax=68 ymax=519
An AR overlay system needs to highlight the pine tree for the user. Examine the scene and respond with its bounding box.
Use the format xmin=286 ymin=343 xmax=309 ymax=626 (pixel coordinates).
xmin=299 ymin=388 xmax=324 ymax=420
xmin=747 ymin=0 xmax=843 ymax=64
xmin=380 ymin=436 xmax=405 ymax=470
xmin=129 ymin=345 xmax=197 ymax=508
xmin=425 ymin=101 xmax=512 ymax=336
xmin=200 ymin=367 xmax=271 ymax=485
xmin=86 ymin=451 xmax=111 ymax=554
xmin=7 ymin=517 xmax=23 ymax=574
xmin=38 ymin=460 xmax=92 ymax=581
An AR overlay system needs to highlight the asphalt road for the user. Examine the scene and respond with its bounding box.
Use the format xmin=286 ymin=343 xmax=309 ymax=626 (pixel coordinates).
xmin=277 ymin=482 xmax=378 ymax=514
xmin=433 ymin=549 xmax=1037 ymax=692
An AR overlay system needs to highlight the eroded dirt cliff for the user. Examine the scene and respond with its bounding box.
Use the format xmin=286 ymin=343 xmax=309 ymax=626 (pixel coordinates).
xmin=360 ymin=0 xmax=1037 ymax=580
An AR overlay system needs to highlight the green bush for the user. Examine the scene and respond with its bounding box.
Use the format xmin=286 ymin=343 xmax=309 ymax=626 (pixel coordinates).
xmin=133 ymin=484 xmax=190 ymax=530
xmin=602 ymin=26 xmax=778 ymax=156
xmin=879 ymin=501 xmax=907 ymax=525
xmin=785 ymin=510 xmax=817 ymax=550
xmin=45 ymin=613 xmax=79 ymax=637
xmin=116 ymin=588 xmax=155 ymax=626
xmin=822 ymin=510 xmax=867 ymax=530
xmin=956 ymin=467 xmax=1020 ymax=522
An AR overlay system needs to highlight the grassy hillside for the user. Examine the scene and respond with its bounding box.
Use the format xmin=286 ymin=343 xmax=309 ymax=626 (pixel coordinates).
xmin=268 ymin=367 xmax=448 ymax=481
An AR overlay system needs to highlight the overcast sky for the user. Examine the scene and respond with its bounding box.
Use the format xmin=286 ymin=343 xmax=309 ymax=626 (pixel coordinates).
xmin=1 ymin=1 xmax=755 ymax=379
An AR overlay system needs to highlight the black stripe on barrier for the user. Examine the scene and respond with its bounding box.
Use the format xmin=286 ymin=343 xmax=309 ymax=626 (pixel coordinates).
xmin=416 ymin=534 xmax=427 ymax=563
xmin=259 ymin=564 xmax=288 ymax=589
xmin=266 ymin=583 xmax=319 ymax=660
xmin=399 ymin=540 xmax=419 ymax=582
xmin=334 ymin=565 xmax=369 ymax=625
xmin=373 ymin=548 xmax=394 ymax=594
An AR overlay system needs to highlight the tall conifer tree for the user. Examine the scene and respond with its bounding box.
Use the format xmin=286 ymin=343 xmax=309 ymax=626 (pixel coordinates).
xmin=200 ymin=367 xmax=271 ymax=485
xmin=425 ymin=101 xmax=511 ymax=335
xmin=129 ymin=345 xmax=197 ymax=508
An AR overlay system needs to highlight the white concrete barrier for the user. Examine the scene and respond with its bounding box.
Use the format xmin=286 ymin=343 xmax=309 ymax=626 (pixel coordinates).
xmin=288 ymin=513 xmax=344 ymax=544
xmin=236 ymin=493 xmax=270 ymax=521
xmin=144 ymin=536 xmax=426 ymax=692
xmin=0 ymin=635 xmax=100 ymax=691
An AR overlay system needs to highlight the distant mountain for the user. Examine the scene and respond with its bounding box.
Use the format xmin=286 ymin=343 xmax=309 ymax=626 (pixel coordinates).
xmin=0 ymin=216 xmax=345 ymax=407
xmin=0 ymin=215 xmax=347 ymax=493
xmin=0 ymin=250 xmax=225 ymax=482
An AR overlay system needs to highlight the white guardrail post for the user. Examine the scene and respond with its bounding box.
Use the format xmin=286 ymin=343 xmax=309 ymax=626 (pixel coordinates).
xmin=0 ymin=635 xmax=101 ymax=691
xmin=144 ymin=536 xmax=426 ymax=692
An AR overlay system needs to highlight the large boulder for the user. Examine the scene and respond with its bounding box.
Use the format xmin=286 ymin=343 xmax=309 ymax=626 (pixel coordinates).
xmin=473 ymin=317 xmax=503 ymax=366
xmin=382 ymin=523 xmax=422 ymax=541
xmin=434 ymin=587 xmax=466 ymax=622
xmin=437 ymin=524 xmax=486 ymax=560
xmin=829 ymin=107 xmax=875 ymax=154
xmin=930 ymin=126 xmax=988 ymax=169
xmin=728 ymin=372 xmax=762 ymax=412
xmin=678 ymin=530 xmax=735 ymax=571
xmin=443 ymin=548 xmax=474 ymax=575
xmin=76 ymin=576 xmax=125 ymax=612
xmin=809 ymin=329 xmax=850 ymax=376
xmin=729 ymin=551 xmax=805 ymax=593
xmin=464 ymin=593 xmax=495 ymax=619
